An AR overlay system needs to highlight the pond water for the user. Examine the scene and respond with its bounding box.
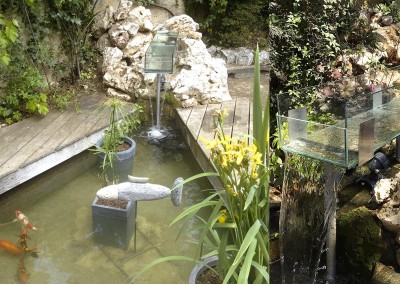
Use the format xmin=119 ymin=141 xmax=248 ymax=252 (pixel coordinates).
xmin=0 ymin=130 xmax=211 ymax=284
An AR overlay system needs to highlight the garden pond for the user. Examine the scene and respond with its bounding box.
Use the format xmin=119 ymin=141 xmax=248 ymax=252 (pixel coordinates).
xmin=0 ymin=128 xmax=211 ymax=284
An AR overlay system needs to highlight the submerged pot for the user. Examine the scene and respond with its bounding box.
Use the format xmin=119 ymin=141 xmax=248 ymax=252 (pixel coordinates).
xmin=91 ymin=196 xmax=136 ymax=250
xmin=96 ymin=137 xmax=136 ymax=182
xmin=189 ymin=256 xmax=219 ymax=284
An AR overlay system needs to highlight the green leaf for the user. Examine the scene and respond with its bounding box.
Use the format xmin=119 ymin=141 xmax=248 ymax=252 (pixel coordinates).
xmin=170 ymin=193 xmax=219 ymax=226
xmin=128 ymin=255 xmax=202 ymax=283
xmin=238 ymin=239 xmax=257 ymax=284
xmin=171 ymin=172 xmax=219 ymax=190
xmin=223 ymin=220 xmax=262 ymax=284
xmin=5 ymin=22 xmax=18 ymax=43
xmin=251 ymin=261 xmax=270 ymax=283
xmin=0 ymin=54 xmax=10 ymax=65
xmin=244 ymin=185 xmax=257 ymax=210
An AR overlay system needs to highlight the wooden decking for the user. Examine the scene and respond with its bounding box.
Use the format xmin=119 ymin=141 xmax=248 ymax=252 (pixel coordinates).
xmin=176 ymin=97 xmax=253 ymax=188
xmin=0 ymin=93 xmax=135 ymax=195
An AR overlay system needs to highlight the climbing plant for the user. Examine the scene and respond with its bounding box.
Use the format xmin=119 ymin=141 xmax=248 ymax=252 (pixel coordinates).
xmin=0 ymin=13 xmax=19 ymax=66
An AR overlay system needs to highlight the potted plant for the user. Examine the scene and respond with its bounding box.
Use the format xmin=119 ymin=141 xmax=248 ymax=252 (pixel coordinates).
xmin=91 ymin=98 xmax=142 ymax=250
xmin=94 ymin=99 xmax=142 ymax=183
xmin=133 ymin=46 xmax=271 ymax=283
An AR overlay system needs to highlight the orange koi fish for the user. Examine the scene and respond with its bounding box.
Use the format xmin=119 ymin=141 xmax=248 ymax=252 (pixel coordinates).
xmin=15 ymin=210 xmax=37 ymax=230
xmin=0 ymin=240 xmax=24 ymax=255
xmin=18 ymin=256 xmax=29 ymax=283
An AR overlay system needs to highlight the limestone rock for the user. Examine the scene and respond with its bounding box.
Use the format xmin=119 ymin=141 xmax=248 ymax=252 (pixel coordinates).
xmin=100 ymin=8 xmax=230 ymax=105
xmin=108 ymin=25 xmax=130 ymax=49
xmin=372 ymin=262 xmax=400 ymax=283
xmin=235 ymin=48 xmax=254 ymax=66
xmin=348 ymin=48 xmax=385 ymax=70
xmin=92 ymin=6 xmax=115 ymax=38
xmin=123 ymin=32 xmax=152 ymax=59
xmin=373 ymin=178 xmax=395 ymax=204
xmin=128 ymin=6 xmax=153 ymax=31
xmin=107 ymin=88 xmax=132 ymax=101
xmin=181 ymin=97 xmax=198 ymax=108
xmin=376 ymin=188 xmax=400 ymax=233
xmin=96 ymin=33 xmax=112 ymax=53
xmin=382 ymin=15 xmax=394 ymax=26
xmin=373 ymin=26 xmax=400 ymax=61
xmin=259 ymin=50 xmax=269 ymax=66
xmin=102 ymin=47 xmax=123 ymax=74
xmin=221 ymin=49 xmax=237 ymax=64
xmin=114 ymin=0 xmax=133 ymax=21
xmin=161 ymin=14 xmax=202 ymax=40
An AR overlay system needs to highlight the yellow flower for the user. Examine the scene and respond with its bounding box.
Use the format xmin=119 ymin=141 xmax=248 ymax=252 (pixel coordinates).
xmin=218 ymin=209 xmax=227 ymax=223
xmin=225 ymin=184 xmax=237 ymax=197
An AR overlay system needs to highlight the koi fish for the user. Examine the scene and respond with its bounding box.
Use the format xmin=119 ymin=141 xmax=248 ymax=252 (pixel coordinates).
xmin=15 ymin=210 xmax=37 ymax=230
xmin=19 ymin=229 xmax=30 ymax=252
xmin=0 ymin=240 xmax=24 ymax=255
xmin=18 ymin=256 xmax=29 ymax=283
xmin=18 ymin=229 xmax=39 ymax=258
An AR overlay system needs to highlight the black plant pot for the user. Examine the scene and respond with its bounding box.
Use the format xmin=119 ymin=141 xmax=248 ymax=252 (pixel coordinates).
xmin=96 ymin=137 xmax=136 ymax=182
xmin=91 ymin=196 xmax=136 ymax=250
xmin=189 ymin=256 xmax=219 ymax=284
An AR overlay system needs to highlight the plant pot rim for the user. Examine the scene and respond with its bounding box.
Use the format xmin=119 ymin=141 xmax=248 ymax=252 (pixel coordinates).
xmin=92 ymin=196 xmax=132 ymax=211
xmin=96 ymin=137 xmax=136 ymax=155
xmin=189 ymin=255 xmax=219 ymax=284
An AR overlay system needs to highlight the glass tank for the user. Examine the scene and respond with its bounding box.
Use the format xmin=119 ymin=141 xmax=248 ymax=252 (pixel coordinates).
xmin=144 ymin=30 xmax=178 ymax=74
xmin=276 ymin=66 xmax=400 ymax=169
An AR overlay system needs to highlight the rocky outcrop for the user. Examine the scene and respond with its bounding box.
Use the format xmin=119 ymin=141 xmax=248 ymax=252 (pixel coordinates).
xmin=92 ymin=1 xmax=231 ymax=106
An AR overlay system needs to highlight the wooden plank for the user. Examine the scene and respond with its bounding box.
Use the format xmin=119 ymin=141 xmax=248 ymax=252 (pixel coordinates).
xmin=220 ymin=100 xmax=236 ymax=138
xmin=186 ymin=105 xmax=207 ymax=141
xmin=174 ymin=108 xmax=223 ymax=189
xmin=24 ymin=107 xmax=90 ymax=165
xmin=0 ymin=111 xmax=63 ymax=173
xmin=232 ymin=97 xmax=251 ymax=140
xmin=176 ymin=107 xmax=192 ymax=125
xmin=0 ymin=129 xmax=104 ymax=195
xmin=198 ymin=103 xmax=221 ymax=156
xmin=57 ymin=98 xmax=109 ymax=149
xmin=0 ymin=110 xmax=76 ymax=178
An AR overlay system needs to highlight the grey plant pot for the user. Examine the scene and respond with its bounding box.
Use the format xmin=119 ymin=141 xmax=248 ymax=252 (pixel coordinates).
xmin=188 ymin=255 xmax=219 ymax=284
xmin=96 ymin=137 xmax=136 ymax=182
xmin=91 ymin=196 xmax=136 ymax=250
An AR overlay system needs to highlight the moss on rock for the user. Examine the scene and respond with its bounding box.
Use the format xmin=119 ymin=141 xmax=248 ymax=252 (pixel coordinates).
xmin=337 ymin=206 xmax=385 ymax=281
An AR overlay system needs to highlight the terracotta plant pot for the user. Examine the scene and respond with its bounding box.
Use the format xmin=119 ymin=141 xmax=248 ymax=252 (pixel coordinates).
xmin=189 ymin=255 xmax=219 ymax=284
xmin=96 ymin=137 xmax=136 ymax=182
xmin=91 ymin=196 xmax=136 ymax=250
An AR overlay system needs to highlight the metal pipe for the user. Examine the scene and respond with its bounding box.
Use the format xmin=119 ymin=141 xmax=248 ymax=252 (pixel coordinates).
xmin=156 ymin=73 xmax=161 ymax=127
xmin=325 ymin=163 xmax=337 ymax=283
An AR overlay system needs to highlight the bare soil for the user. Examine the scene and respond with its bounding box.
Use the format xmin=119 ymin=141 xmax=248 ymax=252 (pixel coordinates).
xmin=96 ymin=199 xmax=128 ymax=209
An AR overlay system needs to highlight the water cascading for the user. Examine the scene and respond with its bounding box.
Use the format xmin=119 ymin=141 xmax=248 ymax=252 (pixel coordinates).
xmin=144 ymin=29 xmax=178 ymax=140
xmin=279 ymin=155 xmax=343 ymax=283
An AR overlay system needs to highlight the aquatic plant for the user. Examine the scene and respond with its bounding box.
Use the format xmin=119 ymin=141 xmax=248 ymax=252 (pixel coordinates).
xmin=131 ymin=46 xmax=271 ymax=283
xmin=91 ymin=99 xmax=142 ymax=183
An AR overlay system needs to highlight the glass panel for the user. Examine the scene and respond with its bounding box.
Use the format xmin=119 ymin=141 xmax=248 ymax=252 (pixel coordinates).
xmin=276 ymin=65 xmax=400 ymax=169
xmin=144 ymin=30 xmax=178 ymax=74
xmin=277 ymin=114 xmax=352 ymax=168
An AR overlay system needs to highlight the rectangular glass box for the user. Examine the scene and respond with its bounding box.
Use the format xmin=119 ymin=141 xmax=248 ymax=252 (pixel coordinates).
xmin=276 ymin=66 xmax=400 ymax=169
xmin=144 ymin=30 xmax=178 ymax=74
